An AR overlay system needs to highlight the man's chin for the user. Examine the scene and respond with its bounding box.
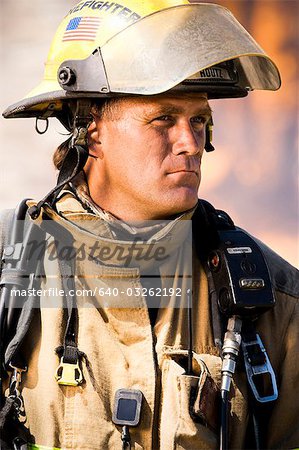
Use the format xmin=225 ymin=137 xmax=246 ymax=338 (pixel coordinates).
xmin=163 ymin=191 xmax=199 ymax=217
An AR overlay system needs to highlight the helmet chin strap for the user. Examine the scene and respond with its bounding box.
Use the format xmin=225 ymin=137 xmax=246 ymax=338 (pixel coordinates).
xmin=29 ymin=101 xmax=93 ymax=220
xmin=204 ymin=117 xmax=215 ymax=153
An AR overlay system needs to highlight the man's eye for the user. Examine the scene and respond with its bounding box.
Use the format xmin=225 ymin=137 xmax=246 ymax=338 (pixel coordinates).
xmin=191 ymin=116 xmax=207 ymax=125
xmin=152 ymin=115 xmax=173 ymax=122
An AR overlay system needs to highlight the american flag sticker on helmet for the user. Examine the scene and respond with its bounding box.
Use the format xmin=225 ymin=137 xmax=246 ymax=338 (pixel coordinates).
xmin=63 ymin=17 xmax=101 ymax=42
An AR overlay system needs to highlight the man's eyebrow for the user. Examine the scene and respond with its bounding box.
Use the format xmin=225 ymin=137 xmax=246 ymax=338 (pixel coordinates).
xmin=194 ymin=106 xmax=213 ymax=116
xmin=148 ymin=104 xmax=212 ymax=117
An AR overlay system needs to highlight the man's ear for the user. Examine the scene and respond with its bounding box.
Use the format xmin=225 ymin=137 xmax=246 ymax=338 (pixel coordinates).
xmin=87 ymin=120 xmax=102 ymax=158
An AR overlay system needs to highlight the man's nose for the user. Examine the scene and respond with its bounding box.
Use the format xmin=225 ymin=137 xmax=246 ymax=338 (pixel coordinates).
xmin=171 ymin=121 xmax=203 ymax=156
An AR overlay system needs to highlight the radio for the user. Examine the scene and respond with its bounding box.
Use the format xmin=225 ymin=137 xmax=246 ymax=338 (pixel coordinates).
xmin=208 ymin=229 xmax=275 ymax=317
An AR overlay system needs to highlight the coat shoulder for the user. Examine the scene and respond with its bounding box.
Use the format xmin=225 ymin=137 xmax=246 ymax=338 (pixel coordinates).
xmin=0 ymin=209 xmax=14 ymax=261
xmin=240 ymin=228 xmax=299 ymax=299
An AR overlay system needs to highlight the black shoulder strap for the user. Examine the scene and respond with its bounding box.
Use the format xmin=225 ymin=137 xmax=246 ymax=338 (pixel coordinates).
xmin=192 ymin=199 xmax=235 ymax=261
xmin=0 ymin=200 xmax=31 ymax=351
xmin=192 ymin=200 xmax=236 ymax=349
xmin=0 ymin=199 xmax=45 ymax=370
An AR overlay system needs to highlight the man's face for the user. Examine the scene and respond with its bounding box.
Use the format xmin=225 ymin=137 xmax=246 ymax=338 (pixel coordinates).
xmin=86 ymin=93 xmax=211 ymax=221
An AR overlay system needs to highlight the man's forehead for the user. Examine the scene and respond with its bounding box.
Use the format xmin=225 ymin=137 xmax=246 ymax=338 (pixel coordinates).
xmin=135 ymin=92 xmax=208 ymax=105
xmin=93 ymin=93 xmax=211 ymax=121
xmin=138 ymin=94 xmax=211 ymax=118
xmin=117 ymin=93 xmax=210 ymax=113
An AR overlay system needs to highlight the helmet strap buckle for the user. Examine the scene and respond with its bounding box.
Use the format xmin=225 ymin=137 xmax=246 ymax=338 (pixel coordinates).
xmin=71 ymin=100 xmax=93 ymax=147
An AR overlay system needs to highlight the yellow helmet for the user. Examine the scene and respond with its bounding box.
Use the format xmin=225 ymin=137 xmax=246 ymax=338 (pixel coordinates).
xmin=3 ymin=0 xmax=281 ymax=122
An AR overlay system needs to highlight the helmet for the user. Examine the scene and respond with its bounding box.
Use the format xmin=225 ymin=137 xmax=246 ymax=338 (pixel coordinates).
xmin=3 ymin=0 xmax=281 ymax=123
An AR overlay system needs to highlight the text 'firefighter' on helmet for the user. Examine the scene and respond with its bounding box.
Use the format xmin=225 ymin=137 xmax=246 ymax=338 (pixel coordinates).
xmin=3 ymin=0 xmax=281 ymax=124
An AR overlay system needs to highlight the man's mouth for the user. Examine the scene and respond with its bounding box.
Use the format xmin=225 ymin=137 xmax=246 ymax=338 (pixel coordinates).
xmin=167 ymin=169 xmax=199 ymax=177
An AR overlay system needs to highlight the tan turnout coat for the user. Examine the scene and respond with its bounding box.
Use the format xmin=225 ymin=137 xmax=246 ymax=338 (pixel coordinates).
xmin=1 ymin=192 xmax=298 ymax=450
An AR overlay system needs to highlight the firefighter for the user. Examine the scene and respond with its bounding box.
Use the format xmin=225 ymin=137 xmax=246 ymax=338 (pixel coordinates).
xmin=1 ymin=1 xmax=298 ymax=449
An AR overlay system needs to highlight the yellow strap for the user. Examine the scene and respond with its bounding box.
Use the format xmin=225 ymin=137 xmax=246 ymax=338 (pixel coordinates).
xmin=28 ymin=444 xmax=61 ymax=450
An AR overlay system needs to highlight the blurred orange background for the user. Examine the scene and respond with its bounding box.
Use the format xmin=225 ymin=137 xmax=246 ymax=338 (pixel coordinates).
xmin=0 ymin=0 xmax=298 ymax=266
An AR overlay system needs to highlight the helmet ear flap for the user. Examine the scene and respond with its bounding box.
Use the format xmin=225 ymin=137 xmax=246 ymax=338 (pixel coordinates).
xmin=205 ymin=118 xmax=215 ymax=152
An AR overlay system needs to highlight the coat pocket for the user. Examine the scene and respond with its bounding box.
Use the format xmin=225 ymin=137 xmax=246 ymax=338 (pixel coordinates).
xmin=159 ymin=352 xmax=220 ymax=450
